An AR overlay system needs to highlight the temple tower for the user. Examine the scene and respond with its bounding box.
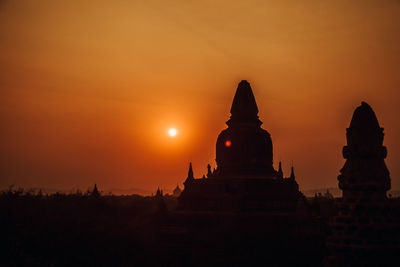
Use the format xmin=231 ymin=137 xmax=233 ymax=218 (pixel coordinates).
xmin=178 ymin=80 xmax=299 ymax=211
xmin=326 ymin=102 xmax=397 ymax=265
xmin=216 ymin=80 xmax=276 ymax=177
xmin=339 ymin=101 xmax=390 ymax=199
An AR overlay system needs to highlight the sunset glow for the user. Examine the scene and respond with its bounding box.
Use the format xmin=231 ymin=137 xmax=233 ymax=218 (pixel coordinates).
xmin=168 ymin=128 xmax=177 ymax=137
xmin=1 ymin=2 xmax=399 ymax=265
xmin=0 ymin=1 xmax=399 ymax=194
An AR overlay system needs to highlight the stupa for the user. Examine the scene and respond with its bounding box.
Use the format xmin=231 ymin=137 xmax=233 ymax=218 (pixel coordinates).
xmin=178 ymin=80 xmax=300 ymax=211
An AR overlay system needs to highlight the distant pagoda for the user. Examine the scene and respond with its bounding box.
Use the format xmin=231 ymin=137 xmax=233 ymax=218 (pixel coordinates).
xmin=178 ymin=80 xmax=300 ymax=211
xmin=340 ymin=101 xmax=390 ymax=199
xmin=326 ymin=102 xmax=398 ymax=265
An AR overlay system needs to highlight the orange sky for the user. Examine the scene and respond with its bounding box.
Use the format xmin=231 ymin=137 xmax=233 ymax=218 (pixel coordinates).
xmin=1 ymin=0 xmax=399 ymax=194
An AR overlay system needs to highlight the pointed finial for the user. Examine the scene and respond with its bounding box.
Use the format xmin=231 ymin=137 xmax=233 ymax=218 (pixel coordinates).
xmin=188 ymin=162 xmax=194 ymax=179
xmin=290 ymin=165 xmax=295 ymax=180
xmin=207 ymin=164 xmax=212 ymax=177
xmin=91 ymin=183 xmax=100 ymax=197
xmin=277 ymin=161 xmax=283 ymax=178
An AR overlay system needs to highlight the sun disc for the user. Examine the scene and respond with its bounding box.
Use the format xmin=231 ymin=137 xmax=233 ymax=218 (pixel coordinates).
xmin=168 ymin=128 xmax=177 ymax=137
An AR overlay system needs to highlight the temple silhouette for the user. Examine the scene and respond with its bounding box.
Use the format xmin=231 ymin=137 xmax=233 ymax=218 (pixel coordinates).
xmin=326 ymin=102 xmax=398 ymax=266
xmin=2 ymin=80 xmax=400 ymax=266
xmin=156 ymin=81 xmax=323 ymax=266
xmin=155 ymin=81 xmax=399 ymax=266
xmin=178 ymin=80 xmax=300 ymax=211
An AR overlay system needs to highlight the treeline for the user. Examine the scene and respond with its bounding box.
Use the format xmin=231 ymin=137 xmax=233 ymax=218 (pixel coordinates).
xmin=0 ymin=186 xmax=177 ymax=266
xmin=2 ymin=186 xmax=398 ymax=266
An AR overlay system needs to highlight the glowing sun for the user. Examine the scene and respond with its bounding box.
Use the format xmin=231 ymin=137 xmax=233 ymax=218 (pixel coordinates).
xmin=168 ymin=128 xmax=177 ymax=137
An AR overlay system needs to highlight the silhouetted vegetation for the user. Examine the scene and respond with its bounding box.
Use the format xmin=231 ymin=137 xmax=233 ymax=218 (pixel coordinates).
xmin=2 ymin=186 xmax=399 ymax=266
xmin=0 ymin=186 xmax=177 ymax=266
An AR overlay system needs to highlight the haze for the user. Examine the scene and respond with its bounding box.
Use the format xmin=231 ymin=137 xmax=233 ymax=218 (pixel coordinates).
xmin=1 ymin=0 xmax=399 ymax=194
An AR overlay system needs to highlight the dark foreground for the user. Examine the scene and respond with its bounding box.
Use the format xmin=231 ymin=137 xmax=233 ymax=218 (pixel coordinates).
xmin=0 ymin=189 xmax=399 ymax=266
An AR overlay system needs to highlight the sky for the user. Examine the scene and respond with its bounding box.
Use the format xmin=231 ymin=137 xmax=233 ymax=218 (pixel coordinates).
xmin=1 ymin=0 xmax=400 ymax=194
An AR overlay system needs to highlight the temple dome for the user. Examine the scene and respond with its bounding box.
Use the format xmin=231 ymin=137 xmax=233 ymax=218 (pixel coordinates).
xmin=344 ymin=102 xmax=385 ymax=157
xmin=349 ymin=101 xmax=380 ymax=129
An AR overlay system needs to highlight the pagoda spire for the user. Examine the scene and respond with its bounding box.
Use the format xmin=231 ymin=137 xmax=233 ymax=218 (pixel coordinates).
xmin=290 ymin=166 xmax=295 ymax=180
xmin=227 ymin=80 xmax=262 ymax=127
xmin=91 ymin=183 xmax=100 ymax=198
xmin=156 ymin=187 xmax=161 ymax=197
xmin=184 ymin=162 xmax=194 ymax=187
xmin=349 ymin=101 xmax=380 ymax=129
xmin=188 ymin=162 xmax=194 ymax=179
xmin=277 ymin=161 xmax=283 ymax=178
